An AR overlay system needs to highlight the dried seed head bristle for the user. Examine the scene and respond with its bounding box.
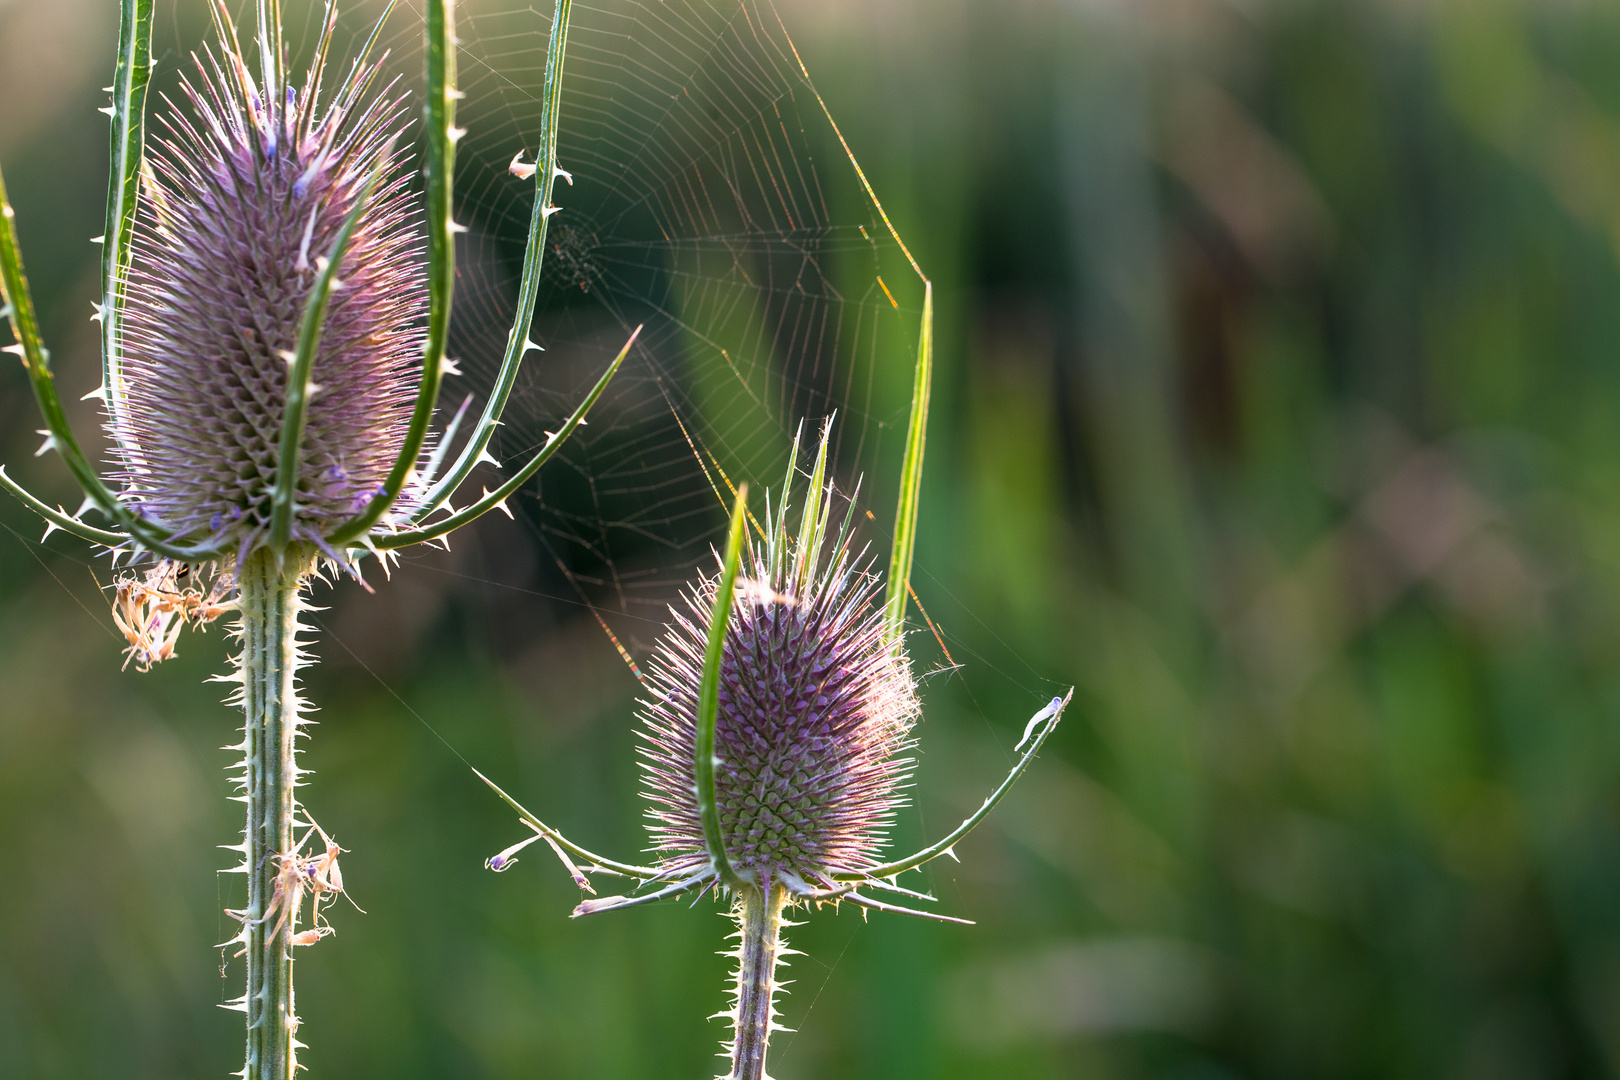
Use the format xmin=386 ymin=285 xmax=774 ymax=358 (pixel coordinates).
xmin=113 ymin=40 xmax=426 ymax=562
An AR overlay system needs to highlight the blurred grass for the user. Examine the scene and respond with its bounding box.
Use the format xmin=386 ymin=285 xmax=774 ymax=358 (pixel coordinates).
xmin=11 ymin=0 xmax=1620 ymax=1077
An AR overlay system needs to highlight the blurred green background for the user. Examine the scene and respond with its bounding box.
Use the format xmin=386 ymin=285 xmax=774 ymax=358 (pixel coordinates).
xmin=10 ymin=0 xmax=1620 ymax=1077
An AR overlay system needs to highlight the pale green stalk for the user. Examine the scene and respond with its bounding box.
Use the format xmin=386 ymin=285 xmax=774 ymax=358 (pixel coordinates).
xmin=230 ymin=546 xmax=316 ymax=1080
xmin=728 ymin=883 xmax=790 ymax=1080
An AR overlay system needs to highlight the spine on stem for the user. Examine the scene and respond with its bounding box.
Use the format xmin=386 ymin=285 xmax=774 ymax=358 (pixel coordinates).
xmin=725 ymin=884 xmax=792 ymax=1080
xmin=226 ymin=546 xmax=316 ymax=1080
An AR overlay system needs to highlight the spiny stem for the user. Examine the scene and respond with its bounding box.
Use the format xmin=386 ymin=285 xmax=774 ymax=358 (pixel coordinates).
xmin=729 ymin=883 xmax=789 ymax=1080
xmin=237 ymin=546 xmax=314 ymax=1080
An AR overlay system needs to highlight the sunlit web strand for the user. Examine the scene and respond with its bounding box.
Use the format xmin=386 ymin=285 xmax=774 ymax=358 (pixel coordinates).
xmin=428 ymin=0 xmax=930 ymax=647
xmin=259 ymin=0 xmax=935 ymax=685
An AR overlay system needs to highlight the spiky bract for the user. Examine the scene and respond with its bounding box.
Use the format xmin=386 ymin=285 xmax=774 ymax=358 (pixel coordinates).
xmin=638 ymin=535 xmax=919 ymax=891
xmin=114 ymin=42 xmax=424 ymax=561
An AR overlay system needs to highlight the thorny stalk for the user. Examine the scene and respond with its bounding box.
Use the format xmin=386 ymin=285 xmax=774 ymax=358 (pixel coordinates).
xmin=223 ymin=547 xmax=317 ymax=1080
xmin=728 ymin=883 xmax=791 ymax=1080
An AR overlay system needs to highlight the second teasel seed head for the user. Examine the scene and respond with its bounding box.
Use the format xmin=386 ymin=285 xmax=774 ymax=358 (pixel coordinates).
xmin=637 ymin=520 xmax=919 ymax=891
xmin=480 ymin=421 xmax=1070 ymax=1080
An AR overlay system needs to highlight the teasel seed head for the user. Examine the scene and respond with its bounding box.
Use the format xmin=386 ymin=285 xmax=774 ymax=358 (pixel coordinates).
xmin=481 ymin=422 xmax=1071 ymax=1080
xmin=637 ymin=484 xmax=920 ymax=892
xmin=113 ymin=43 xmax=425 ymax=564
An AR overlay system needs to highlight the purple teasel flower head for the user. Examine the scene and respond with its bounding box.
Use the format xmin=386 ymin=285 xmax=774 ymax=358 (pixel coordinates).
xmin=2 ymin=0 xmax=635 ymax=604
xmin=635 ymin=506 xmax=920 ymax=895
xmin=113 ymin=34 xmax=425 ymax=567
xmin=480 ymin=421 xmax=1071 ymax=1080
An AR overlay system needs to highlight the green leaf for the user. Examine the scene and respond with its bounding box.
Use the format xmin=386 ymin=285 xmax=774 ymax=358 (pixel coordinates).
xmin=100 ymin=0 xmax=153 ymax=425
xmin=417 ymin=0 xmax=576 ymax=520
xmin=696 ymin=483 xmax=750 ymax=891
xmin=373 ymin=326 xmax=637 ymax=550
xmin=883 ymin=281 xmax=933 ymax=644
xmin=331 ymin=0 xmax=459 ymax=545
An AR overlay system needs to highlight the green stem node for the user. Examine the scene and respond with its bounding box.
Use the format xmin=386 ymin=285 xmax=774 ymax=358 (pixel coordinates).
xmin=729 ymin=883 xmax=790 ymax=1080
xmin=236 ymin=546 xmax=315 ymax=1080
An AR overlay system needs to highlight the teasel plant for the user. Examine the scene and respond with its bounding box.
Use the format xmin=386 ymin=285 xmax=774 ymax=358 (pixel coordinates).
xmin=481 ymin=400 xmax=1073 ymax=1073
xmin=0 ymin=0 xmax=626 ymax=1075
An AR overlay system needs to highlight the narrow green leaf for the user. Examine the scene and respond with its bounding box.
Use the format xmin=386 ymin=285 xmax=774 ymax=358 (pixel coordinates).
xmin=374 ymin=326 xmax=637 ymax=550
xmin=474 ymin=768 xmax=662 ymax=880
xmin=101 ymin=0 xmax=153 ymax=427
xmin=0 ymin=163 xmax=216 ymax=560
xmin=842 ymin=689 xmax=1072 ymax=881
xmin=793 ymin=416 xmax=831 ymax=596
xmin=883 ymin=280 xmax=932 ymax=644
xmin=697 ymin=483 xmax=750 ymax=892
xmin=770 ymin=421 xmax=803 ymax=583
xmin=332 ymin=0 xmax=458 ymax=545
xmin=418 ymin=0 xmax=575 ymax=519
xmin=0 ymin=467 xmax=128 ymax=546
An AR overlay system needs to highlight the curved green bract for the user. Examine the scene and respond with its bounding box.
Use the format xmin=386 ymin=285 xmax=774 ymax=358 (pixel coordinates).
xmin=418 ymin=0 xmax=575 ymax=518
xmin=101 ymin=0 xmax=153 ymax=427
xmin=696 ymin=484 xmax=750 ymax=892
xmin=269 ymin=164 xmax=383 ymax=551
xmin=0 ymin=166 xmax=114 ymax=518
xmin=841 ymin=688 xmax=1072 ymax=881
xmin=792 ymin=417 xmax=832 ymax=597
xmin=371 ymin=326 xmax=637 ymax=551
xmin=0 ymin=468 xmax=129 ymax=547
xmin=883 ymin=281 xmax=932 ymax=645
xmin=475 ymin=768 xmax=662 ymax=881
xmin=330 ymin=0 xmax=457 ymax=546
xmin=766 ymin=424 xmax=803 ymax=584
xmin=0 ymin=163 xmax=218 ymax=561
xmin=0 ymin=0 xmax=223 ymax=563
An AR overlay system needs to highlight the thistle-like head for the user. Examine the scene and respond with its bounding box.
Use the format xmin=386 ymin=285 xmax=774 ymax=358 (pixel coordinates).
xmin=480 ymin=421 xmax=1068 ymax=1080
xmin=637 ymin=445 xmax=919 ymax=893
xmin=113 ymin=28 xmax=424 ymax=563
xmin=3 ymin=0 xmax=631 ymax=582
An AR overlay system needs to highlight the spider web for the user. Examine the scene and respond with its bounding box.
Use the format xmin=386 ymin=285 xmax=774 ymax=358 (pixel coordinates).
xmin=327 ymin=0 xmax=932 ymax=662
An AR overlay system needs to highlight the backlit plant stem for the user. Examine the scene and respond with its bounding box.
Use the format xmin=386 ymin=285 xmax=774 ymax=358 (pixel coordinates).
xmin=729 ymin=883 xmax=790 ymax=1080
xmin=235 ymin=546 xmax=315 ymax=1080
